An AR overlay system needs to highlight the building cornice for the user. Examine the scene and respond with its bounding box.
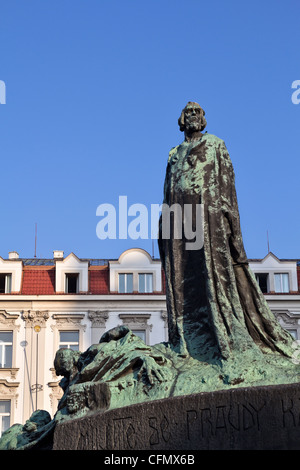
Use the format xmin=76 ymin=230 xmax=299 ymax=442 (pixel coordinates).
xmin=0 ymin=294 xmax=166 ymax=301
xmin=264 ymin=294 xmax=300 ymax=301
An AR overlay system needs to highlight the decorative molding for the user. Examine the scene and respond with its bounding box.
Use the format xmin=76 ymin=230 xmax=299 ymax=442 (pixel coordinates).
xmin=274 ymin=313 xmax=296 ymax=325
xmin=51 ymin=313 xmax=86 ymax=332
xmin=119 ymin=313 xmax=152 ymax=329
xmin=48 ymin=380 xmax=62 ymax=389
xmin=88 ymin=310 xmax=109 ymax=327
xmin=0 ymin=310 xmax=20 ymax=329
xmin=0 ymin=379 xmax=20 ymax=406
xmin=0 ymin=379 xmax=19 ymax=390
xmin=119 ymin=313 xmax=152 ymax=344
xmin=160 ymin=309 xmax=168 ymax=324
xmin=23 ymin=310 xmax=49 ymax=327
xmin=49 ymin=367 xmax=58 ymax=381
xmin=0 ymin=368 xmax=19 ymax=380
xmin=48 ymin=382 xmax=63 ymax=412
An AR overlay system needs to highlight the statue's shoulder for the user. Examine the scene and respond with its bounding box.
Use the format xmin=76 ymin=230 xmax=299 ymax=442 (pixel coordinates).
xmin=202 ymin=133 xmax=232 ymax=169
xmin=202 ymin=133 xmax=225 ymax=147
xmin=167 ymin=145 xmax=180 ymax=162
xmin=169 ymin=145 xmax=180 ymax=155
xmin=202 ymin=133 xmax=230 ymax=161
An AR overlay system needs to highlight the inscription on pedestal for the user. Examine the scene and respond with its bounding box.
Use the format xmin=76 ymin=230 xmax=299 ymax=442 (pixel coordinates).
xmin=53 ymin=384 xmax=300 ymax=450
xmin=186 ymin=400 xmax=266 ymax=439
xmin=149 ymin=415 xmax=171 ymax=445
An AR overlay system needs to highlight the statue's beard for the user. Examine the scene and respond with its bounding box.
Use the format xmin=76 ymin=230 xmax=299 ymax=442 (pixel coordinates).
xmin=185 ymin=121 xmax=201 ymax=133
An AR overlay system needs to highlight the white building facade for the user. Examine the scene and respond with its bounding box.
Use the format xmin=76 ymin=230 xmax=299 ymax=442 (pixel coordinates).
xmin=249 ymin=252 xmax=300 ymax=339
xmin=0 ymin=248 xmax=299 ymax=436
xmin=0 ymin=248 xmax=167 ymax=436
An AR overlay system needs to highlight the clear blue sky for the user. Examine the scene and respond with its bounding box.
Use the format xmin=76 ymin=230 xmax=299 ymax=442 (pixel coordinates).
xmin=0 ymin=0 xmax=299 ymax=261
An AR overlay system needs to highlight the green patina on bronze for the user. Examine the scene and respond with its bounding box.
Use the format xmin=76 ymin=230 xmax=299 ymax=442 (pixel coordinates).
xmin=1 ymin=324 xmax=300 ymax=449
xmin=0 ymin=410 xmax=53 ymax=450
xmin=159 ymin=114 xmax=295 ymax=361
xmin=1 ymin=102 xmax=300 ymax=450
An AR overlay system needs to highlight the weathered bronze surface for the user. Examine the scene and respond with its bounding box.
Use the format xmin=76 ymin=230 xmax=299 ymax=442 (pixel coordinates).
xmin=1 ymin=102 xmax=299 ymax=450
xmin=158 ymin=102 xmax=294 ymax=361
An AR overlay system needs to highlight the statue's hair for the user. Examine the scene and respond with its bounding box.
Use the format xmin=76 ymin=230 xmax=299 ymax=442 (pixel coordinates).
xmin=178 ymin=102 xmax=207 ymax=132
xmin=54 ymin=347 xmax=80 ymax=371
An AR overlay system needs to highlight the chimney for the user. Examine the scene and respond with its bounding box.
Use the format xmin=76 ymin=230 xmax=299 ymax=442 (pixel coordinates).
xmin=8 ymin=251 xmax=19 ymax=260
xmin=53 ymin=250 xmax=64 ymax=260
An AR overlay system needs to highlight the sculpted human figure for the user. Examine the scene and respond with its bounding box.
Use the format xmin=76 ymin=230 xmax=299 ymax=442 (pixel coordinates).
xmin=54 ymin=348 xmax=81 ymax=391
xmin=159 ymin=101 xmax=294 ymax=361
xmin=0 ymin=410 xmax=52 ymax=450
xmin=1 ymin=103 xmax=300 ymax=452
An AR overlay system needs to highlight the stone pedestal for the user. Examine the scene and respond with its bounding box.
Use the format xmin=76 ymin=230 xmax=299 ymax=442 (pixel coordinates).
xmin=53 ymin=382 xmax=300 ymax=450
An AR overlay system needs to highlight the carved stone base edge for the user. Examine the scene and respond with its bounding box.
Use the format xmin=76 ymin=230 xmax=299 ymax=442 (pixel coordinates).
xmin=53 ymin=382 xmax=300 ymax=450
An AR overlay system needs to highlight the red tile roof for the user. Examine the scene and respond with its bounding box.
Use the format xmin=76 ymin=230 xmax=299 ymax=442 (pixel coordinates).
xmin=14 ymin=264 xmax=300 ymax=295
xmin=89 ymin=268 xmax=109 ymax=294
xmin=14 ymin=265 xmax=166 ymax=295
xmin=21 ymin=267 xmax=55 ymax=295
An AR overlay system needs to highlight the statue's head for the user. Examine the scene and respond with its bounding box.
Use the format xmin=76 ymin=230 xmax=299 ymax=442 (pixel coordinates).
xmin=23 ymin=410 xmax=51 ymax=433
xmin=178 ymin=102 xmax=207 ymax=134
xmin=54 ymin=348 xmax=80 ymax=378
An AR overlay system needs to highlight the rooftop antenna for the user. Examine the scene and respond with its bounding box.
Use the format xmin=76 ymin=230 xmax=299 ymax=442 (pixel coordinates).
xmin=34 ymin=223 xmax=37 ymax=258
xmin=267 ymin=230 xmax=270 ymax=254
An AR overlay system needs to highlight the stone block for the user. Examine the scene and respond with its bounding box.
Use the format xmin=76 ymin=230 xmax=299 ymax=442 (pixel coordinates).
xmin=53 ymin=382 xmax=300 ymax=450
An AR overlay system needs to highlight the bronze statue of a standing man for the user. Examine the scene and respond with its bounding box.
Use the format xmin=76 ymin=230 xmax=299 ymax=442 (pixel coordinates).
xmin=159 ymin=102 xmax=294 ymax=362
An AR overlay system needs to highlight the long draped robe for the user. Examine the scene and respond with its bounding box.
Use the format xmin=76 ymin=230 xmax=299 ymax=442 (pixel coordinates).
xmin=158 ymin=133 xmax=294 ymax=362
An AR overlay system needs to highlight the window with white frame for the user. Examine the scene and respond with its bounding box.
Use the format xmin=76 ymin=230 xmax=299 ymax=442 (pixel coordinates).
xmin=0 ymin=401 xmax=11 ymax=437
xmin=0 ymin=331 xmax=13 ymax=368
xmin=0 ymin=274 xmax=12 ymax=294
xmin=118 ymin=273 xmax=133 ymax=293
xmin=59 ymin=331 xmax=79 ymax=351
xmin=274 ymin=273 xmax=290 ymax=293
xmin=138 ymin=273 xmax=153 ymax=293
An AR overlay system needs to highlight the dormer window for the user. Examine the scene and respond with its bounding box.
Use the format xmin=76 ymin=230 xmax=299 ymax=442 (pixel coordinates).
xmin=118 ymin=273 xmax=133 ymax=293
xmin=250 ymin=253 xmax=297 ymax=294
xmin=65 ymin=273 xmax=79 ymax=293
xmin=55 ymin=253 xmax=88 ymax=293
xmin=138 ymin=273 xmax=153 ymax=293
xmin=110 ymin=249 xmax=162 ymax=293
xmin=0 ymin=274 xmax=12 ymax=294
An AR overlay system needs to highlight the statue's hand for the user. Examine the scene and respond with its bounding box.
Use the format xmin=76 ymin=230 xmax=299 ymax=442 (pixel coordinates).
xmin=137 ymin=355 xmax=169 ymax=386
